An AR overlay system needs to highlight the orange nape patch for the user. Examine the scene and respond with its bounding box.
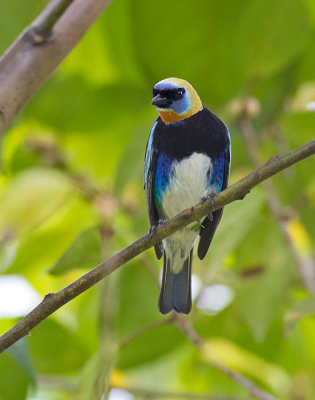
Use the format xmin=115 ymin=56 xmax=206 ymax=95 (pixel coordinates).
xmin=158 ymin=109 xmax=196 ymax=124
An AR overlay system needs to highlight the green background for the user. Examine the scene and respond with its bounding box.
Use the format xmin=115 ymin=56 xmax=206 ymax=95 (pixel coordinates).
xmin=0 ymin=0 xmax=315 ymax=399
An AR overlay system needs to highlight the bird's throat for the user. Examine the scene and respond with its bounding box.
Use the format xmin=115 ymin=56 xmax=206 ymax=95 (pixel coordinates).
xmin=158 ymin=108 xmax=200 ymax=124
xmin=158 ymin=103 xmax=202 ymax=124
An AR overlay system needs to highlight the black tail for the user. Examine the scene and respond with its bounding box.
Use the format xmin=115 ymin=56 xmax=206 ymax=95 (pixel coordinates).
xmin=158 ymin=249 xmax=193 ymax=314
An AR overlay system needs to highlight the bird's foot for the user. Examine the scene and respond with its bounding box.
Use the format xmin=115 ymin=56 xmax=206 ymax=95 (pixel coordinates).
xmin=201 ymin=193 xmax=215 ymax=207
xmin=201 ymin=194 xmax=215 ymax=221
xmin=149 ymin=219 xmax=166 ymax=238
xmin=149 ymin=225 xmax=157 ymax=239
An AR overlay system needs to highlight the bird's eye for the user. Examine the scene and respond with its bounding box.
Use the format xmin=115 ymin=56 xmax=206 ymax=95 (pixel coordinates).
xmin=173 ymin=88 xmax=185 ymax=100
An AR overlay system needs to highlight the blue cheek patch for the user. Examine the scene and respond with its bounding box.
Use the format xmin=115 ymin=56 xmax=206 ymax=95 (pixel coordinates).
xmin=154 ymin=153 xmax=173 ymax=211
xmin=208 ymin=152 xmax=225 ymax=193
xmin=172 ymin=93 xmax=190 ymax=115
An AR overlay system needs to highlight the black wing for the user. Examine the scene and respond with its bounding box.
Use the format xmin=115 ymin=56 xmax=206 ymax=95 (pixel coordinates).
xmin=144 ymin=126 xmax=163 ymax=259
xmin=197 ymin=145 xmax=230 ymax=260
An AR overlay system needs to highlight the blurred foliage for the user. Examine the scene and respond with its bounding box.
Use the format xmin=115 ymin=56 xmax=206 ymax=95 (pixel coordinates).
xmin=0 ymin=0 xmax=315 ymax=399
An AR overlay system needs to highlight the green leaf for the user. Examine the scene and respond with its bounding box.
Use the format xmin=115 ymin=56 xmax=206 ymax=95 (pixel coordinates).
xmin=116 ymin=259 xmax=186 ymax=368
xmin=2 ymin=122 xmax=35 ymax=173
xmin=285 ymin=296 xmax=315 ymax=334
xmin=116 ymin=260 xmax=160 ymax=339
xmin=206 ymin=188 xmax=265 ymax=268
xmin=0 ymin=351 xmax=30 ymax=400
xmin=191 ymin=221 xmax=203 ymax=231
xmin=49 ymin=226 xmax=102 ymax=275
xmin=232 ymin=209 xmax=295 ymax=341
xmin=202 ymin=337 xmax=291 ymax=396
xmin=0 ymin=168 xmax=72 ymax=235
xmin=179 ymin=347 xmax=250 ymax=396
xmin=59 ymin=20 xmax=119 ymax=87
xmin=114 ymin=122 xmax=152 ymax=196
xmin=26 ymin=76 xmax=147 ymax=134
xmin=28 ymin=319 xmax=89 ymax=374
xmin=117 ymin=324 xmax=185 ymax=370
xmin=98 ymin=0 xmax=147 ymax=86
xmin=8 ymin=196 xmax=97 ymax=276
xmin=235 ymin=266 xmax=290 ymax=342
xmin=7 ymin=338 xmax=36 ymax=384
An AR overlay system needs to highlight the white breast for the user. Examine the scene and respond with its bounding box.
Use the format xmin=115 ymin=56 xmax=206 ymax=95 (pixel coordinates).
xmin=161 ymin=152 xmax=212 ymax=219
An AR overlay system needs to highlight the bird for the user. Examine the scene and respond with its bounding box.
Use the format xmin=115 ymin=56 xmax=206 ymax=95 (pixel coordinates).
xmin=144 ymin=77 xmax=230 ymax=315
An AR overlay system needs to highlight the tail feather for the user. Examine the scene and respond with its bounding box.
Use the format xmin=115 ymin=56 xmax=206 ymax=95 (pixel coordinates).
xmin=158 ymin=249 xmax=193 ymax=314
xmin=158 ymin=257 xmax=175 ymax=314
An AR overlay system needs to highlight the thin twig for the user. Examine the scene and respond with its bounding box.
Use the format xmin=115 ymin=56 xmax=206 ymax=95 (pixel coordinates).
xmin=239 ymin=115 xmax=315 ymax=292
xmin=0 ymin=140 xmax=314 ymax=354
xmin=173 ymin=315 xmax=279 ymax=400
xmin=209 ymin=361 xmax=278 ymax=400
xmin=0 ymin=0 xmax=75 ymax=69
xmin=34 ymin=0 xmax=76 ymax=39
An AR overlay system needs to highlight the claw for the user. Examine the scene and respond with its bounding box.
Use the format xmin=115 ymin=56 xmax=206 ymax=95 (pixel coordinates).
xmin=149 ymin=219 xmax=165 ymax=238
xmin=201 ymin=194 xmax=215 ymax=221
xmin=149 ymin=225 xmax=157 ymax=239
xmin=201 ymin=194 xmax=215 ymax=207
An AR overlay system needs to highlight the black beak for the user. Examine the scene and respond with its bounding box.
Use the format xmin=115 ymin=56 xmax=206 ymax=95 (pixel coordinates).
xmin=151 ymin=94 xmax=172 ymax=107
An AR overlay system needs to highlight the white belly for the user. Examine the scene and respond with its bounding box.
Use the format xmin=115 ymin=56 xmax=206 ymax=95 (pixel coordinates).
xmin=161 ymin=152 xmax=213 ymax=273
xmin=161 ymin=152 xmax=213 ymax=219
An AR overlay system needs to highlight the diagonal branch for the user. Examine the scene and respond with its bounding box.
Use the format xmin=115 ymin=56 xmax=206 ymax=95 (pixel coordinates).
xmin=0 ymin=139 xmax=314 ymax=354
xmin=0 ymin=0 xmax=113 ymax=135
xmin=239 ymin=114 xmax=315 ymax=292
